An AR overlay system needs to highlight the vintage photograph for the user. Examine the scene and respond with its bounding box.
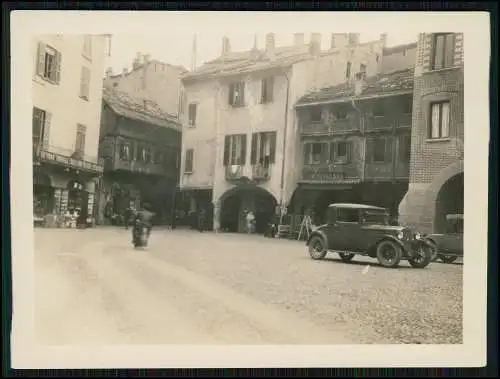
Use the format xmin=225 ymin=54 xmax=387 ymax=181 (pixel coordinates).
xmin=10 ymin=11 xmax=489 ymax=368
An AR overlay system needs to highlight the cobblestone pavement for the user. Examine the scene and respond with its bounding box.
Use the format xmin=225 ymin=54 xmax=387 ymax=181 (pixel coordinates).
xmin=34 ymin=228 xmax=463 ymax=345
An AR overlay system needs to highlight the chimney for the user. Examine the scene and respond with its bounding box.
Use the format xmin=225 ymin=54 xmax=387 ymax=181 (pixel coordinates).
xmin=309 ymin=33 xmax=322 ymax=56
xmin=105 ymin=67 xmax=113 ymax=78
xmin=250 ymin=34 xmax=260 ymax=61
xmin=132 ymin=52 xmax=142 ymax=70
xmin=143 ymin=54 xmax=151 ymax=63
xmin=348 ymin=33 xmax=360 ymax=46
xmin=265 ymin=33 xmax=276 ymax=59
xmin=380 ymin=33 xmax=388 ymax=46
xmin=330 ymin=33 xmax=349 ymax=49
xmin=221 ymin=36 xmax=231 ymax=55
xmin=294 ymin=33 xmax=305 ymax=47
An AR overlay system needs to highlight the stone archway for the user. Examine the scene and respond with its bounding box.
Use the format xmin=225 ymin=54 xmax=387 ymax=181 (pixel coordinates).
xmin=218 ymin=184 xmax=278 ymax=234
xmin=434 ymin=172 xmax=464 ymax=233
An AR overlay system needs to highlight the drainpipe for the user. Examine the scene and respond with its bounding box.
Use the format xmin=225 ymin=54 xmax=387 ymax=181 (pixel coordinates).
xmin=279 ymin=69 xmax=291 ymax=219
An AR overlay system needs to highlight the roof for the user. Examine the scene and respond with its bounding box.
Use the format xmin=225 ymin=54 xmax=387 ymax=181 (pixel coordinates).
xmin=102 ymin=88 xmax=181 ymax=130
xmin=382 ymin=42 xmax=417 ymax=56
xmin=182 ymin=45 xmax=315 ymax=81
xmin=328 ymin=203 xmax=388 ymax=211
xmin=108 ymin=59 xmax=188 ymax=80
xmin=296 ymin=68 xmax=415 ymax=106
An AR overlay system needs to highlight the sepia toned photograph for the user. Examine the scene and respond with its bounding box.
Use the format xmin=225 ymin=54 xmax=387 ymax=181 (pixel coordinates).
xmin=10 ymin=11 xmax=489 ymax=368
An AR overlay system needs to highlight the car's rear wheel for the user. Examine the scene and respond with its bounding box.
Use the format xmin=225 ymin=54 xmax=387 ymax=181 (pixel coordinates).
xmin=439 ymin=254 xmax=458 ymax=264
xmin=376 ymin=240 xmax=402 ymax=268
xmin=408 ymin=243 xmax=432 ymax=268
xmin=308 ymin=236 xmax=327 ymax=260
xmin=338 ymin=252 xmax=355 ymax=262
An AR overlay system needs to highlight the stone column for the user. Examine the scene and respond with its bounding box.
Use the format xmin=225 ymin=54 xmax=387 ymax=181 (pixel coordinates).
xmin=213 ymin=199 xmax=221 ymax=232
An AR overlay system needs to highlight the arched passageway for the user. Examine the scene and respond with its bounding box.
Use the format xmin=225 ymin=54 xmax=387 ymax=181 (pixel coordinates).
xmin=434 ymin=172 xmax=464 ymax=233
xmin=219 ymin=185 xmax=277 ymax=234
xmin=33 ymin=169 xmax=54 ymax=216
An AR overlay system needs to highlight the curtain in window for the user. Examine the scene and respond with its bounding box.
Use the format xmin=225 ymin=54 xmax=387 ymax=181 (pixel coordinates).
xmin=441 ymin=102 xmax=450 ymax=138
xmin=430 ymin=103 xmax=441 ymax=138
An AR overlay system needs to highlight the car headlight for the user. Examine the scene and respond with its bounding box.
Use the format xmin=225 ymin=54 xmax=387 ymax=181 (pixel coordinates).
xmin=415 ymin=232 xmax=421 ymax=240
xmin=397 ymin=231 xmax=404 ymax=240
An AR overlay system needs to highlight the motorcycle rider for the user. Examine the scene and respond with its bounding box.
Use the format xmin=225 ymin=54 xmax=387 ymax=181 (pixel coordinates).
xmin=132 ymin=203 xmax=155 ymax=244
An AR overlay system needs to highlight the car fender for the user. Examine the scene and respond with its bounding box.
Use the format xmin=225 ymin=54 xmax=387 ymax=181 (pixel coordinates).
xmin=306 ymin=230 xmax=328 ymax=247
xmin=370 ymin=235 xmax=405 ymax=252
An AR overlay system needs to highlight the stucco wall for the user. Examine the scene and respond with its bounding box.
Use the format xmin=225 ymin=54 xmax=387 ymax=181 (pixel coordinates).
xmin=33 ymin=34 xmax=107 ymax=161
xmin=380 ymin=45 xmax=417 ymax=73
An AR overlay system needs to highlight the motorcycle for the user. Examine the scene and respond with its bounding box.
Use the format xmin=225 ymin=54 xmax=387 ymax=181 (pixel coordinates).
xmin=132 ymin=222 xmax=149 ymax=248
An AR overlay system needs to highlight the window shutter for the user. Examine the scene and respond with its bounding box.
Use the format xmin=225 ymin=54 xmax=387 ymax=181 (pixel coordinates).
xmin=223 ymin=136 xmax=230 ymax=166
xmin=329 ymin=142 xmax=335 ymax=162
xmin=269 ymin=131 xmax=277 ymax=164
xmin=37 ymin=42 xmax=46 ymax=77
xmin=241 ymin=134 xmax=247 ymax=165
xmin=303 ymin=143 xmax=311 ymax=164
xmin=240 ymin=83 xmax=245 ymax=106
xmin=346 ymin=141 xmax=353 ymax=163
xmin=260 ymin=79 xmax=266 ymax=103
xmin=385 ymin=137 xmax=393 ymax=162
xmin=433 ymin=35 xmax=445 ymax=70
xmin=228 ymin=84 xmax=234 ymax=105
xmin=267 ymin=77 xmax=274 ymax=102
xmin=365 ymin=138 xmax=373 ymax=164
xmin=54 ymin=51 xmax=62 ymax=84
xmin=250 ymin=133 xmax=258 ymax=164
xmin=444 ymin=34 xmax=455 ymax=68
xmin=42 ymin=111 xmax=52 ymax=147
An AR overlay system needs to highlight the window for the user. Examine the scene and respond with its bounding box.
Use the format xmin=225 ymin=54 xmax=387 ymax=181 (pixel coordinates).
xmin=136 ymin=145 xmax=151 ymax=163
xmin=399 ymin=134 xmax=411 ymax=163
xmin=429 ymin=101 xmax=450 ymax=139
xmin=184 ymin=148 xmax=194 ymax=173
xmin=309 ymin=106 xmax=323 ymax=122
xmin=80 ymin=66 xmax=91 ymax=100
xmin=36 ymin=42 xmax=61 ymax=84
xmin=337 ymin=208 xmax=359 ymax=223
xmin=346 ymin=62 xmax=352 ymax=79
xmin=251 ymin=131 xmax=277 ymax=166
xmin=373 ymin=102 xmax=385 ymax=117
xmin=82 ymin=35 xmax=92 ymax=58
xmin=188 ymin=103 xmax=197 ymax=126
xmin=75 ymin=124 xmax=86 ymax=155
xmin=228 ymin=82 xmax=245 ymax=107
xmin=369 ymin=137 xmax=393 ymax=163
xmin=223 ymin=134 xmax=247 ymax=166
xmin=334 ymin=106 xmax=348 ymax=120
xmin=359 ymin=63 xmax=367 ymax=76
xmin=154 ymin=149 xmax=165 ymax=165
xmin=261 ymin=76 xmax=274 ymax=103
xmin=303 ymin=142 xmax=327 ymax=165
xmin=432 ymin=33 xmax=455 ymax=70
xmin=402 ymin=97 xmax=413 ymax=115
xmin=119 ymin=141 xmax=131 ymax=161
xmin=32 ymin=107 xmax=47 ymax=147
xmin=329 ymin=141 xmax=351 ymax=163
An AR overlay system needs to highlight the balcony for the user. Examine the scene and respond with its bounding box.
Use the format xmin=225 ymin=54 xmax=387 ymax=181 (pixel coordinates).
xmin=252 ymin=164 xmax=271 ymax=181
xmin=109 ymin=158 xmax=168 ymax=176
xmin=365 ymin=113 xmax=412 ymax=132
xmin=364 ymin=161 xmax=409 ymax=181
xmin=301 ymin=118 xmax=361 ymax=136
xmin=34 ymin=143 xmax=103 ymax=174
xmin=225 ymin=164 xmax=245 ymax=181
xmin=300 ymin=163 xmax=361 ymax=184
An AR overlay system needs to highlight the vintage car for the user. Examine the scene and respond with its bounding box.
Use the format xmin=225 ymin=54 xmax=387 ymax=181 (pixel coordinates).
xmin=424 ymin=214 xmax=463 ymax=264
xmin=306 ymin=203 xmax=433 ymax=269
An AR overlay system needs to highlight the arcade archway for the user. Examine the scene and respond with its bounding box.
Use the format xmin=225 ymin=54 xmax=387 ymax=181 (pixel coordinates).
xmin=434 ymin=172 xmax=464 ymax=233
xmin=219 ymin=185 xmax=278 ymax=234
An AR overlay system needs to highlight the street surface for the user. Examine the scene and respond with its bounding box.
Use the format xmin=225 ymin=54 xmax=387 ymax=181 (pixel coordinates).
xmin=34 ymin=228 xmax=463 ymax=345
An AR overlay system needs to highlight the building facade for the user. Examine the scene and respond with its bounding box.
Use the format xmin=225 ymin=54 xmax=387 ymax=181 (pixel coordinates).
xmin=293 ymin=66 xmax=415 ymax=225
xmin=103 ymin=53 xmax=188 ymax=118
xmin=97 ymin=88 xmax=182 ymax=225
xmin=32 ymin=34 xmax=108 ymax=226
xmin=398 ymin=33 xmax=464 ymax=234
xmin=179 ymin=33 xmax=387 ymax=233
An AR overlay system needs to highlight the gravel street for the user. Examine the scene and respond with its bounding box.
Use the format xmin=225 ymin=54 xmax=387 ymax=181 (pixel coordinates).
xmin=34 ymin=228 xmax=463 ymax=345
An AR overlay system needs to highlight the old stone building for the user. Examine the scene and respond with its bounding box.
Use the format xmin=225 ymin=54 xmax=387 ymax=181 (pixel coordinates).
xmin=398 ymin=33 xmax=464 ymax=234
xmin=32 ymin=34 xmax=109 ymax=227
xmin=103 ymin=53 xmax=188 ymax=118
xmin=179 ymin=33 xmax=387 ymax=233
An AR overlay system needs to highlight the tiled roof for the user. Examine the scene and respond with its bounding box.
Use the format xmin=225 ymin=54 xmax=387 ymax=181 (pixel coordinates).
xmin=182 ymin=45 xmax=314 ymax=81
xmin=102 ymin=88 xmax=181 ymax=130
xmin=108 ymin=59 xmax=188 ymax=80
xmin=297 ymin=68 xmax=415 ymax=105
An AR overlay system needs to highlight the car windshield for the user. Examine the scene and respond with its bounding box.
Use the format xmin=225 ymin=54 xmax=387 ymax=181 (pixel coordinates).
xmin=361 ymin=210 xmax=390 ymax=225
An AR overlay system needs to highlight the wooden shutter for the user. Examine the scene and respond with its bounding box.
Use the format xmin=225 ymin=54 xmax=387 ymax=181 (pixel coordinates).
xmin=329 ymin=142 xmax=335 ymax=162
xmin=239 ymin=82 xmax=245 ymax=106
xmin=185 ymin=149 xmax=194 ymax=172
xmin=365 ymin=138 xmax=373 ymax=164
xmin=54 ymin=51 xmax=62 ymax=84
xmin=303 ymin=143 xmax=311 ymax=164
xmin=433 ymin=34 xmax=445 ymax=70
xmin=269 ymin=131 xmax=277 ymax=164
xmin=444 ymin=34 xmax=455 ymax=68
xmin=250 ymin=133 xmax=258 ymax=164
xmin=267 ymin=77 xmax=274 ymax=102
xmin=385 ymin=137 xmax=393 ymax=162
xmin=36 ymin=42 xmax=46 ymax=77
xmin=240 ymin=134 xmax=247 ymax=165
xmin=223 ymin=135 xmax=230 ymax=166
xmin=346 ymin=141 xmax=353 ymax=163
xmin=228 ymin=84 xmax=234 ymax=105
xmin=42 ymin=111 xmax=52 ymax=147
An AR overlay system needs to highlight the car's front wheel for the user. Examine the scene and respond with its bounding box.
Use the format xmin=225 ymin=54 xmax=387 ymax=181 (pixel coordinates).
xmin=308 ymin=236 xmax=327 ymax=260
xmin=408 ymin=242 xmax=432 ymax=268
xmin=439 ymin=254 xmax=458 ymax=264
xmin=376 ymin=240 xmax=402 ymax=268
xmin=338 ymin=252 xmax=355 ymax=262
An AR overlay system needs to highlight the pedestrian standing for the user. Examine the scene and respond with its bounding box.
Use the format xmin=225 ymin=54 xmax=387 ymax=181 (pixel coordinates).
xmin=246 ymin=210 xmax=255 ymax=234
xmin=197 ymin=208 xmax=206 ymax=232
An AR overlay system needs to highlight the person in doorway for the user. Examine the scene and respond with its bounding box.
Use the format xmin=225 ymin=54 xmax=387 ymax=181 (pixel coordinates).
xmin=197 ymin=208 xmax=206 ymax=232
xmin=245 ymin=210 xmax=255 ymax=234
xmin=78 ymin=206 xmax=88 ymax=229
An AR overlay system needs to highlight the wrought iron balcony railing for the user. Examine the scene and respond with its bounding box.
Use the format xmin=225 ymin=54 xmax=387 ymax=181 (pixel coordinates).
xmin=300 ymin=163 xmax=360 ymax=183
xmin=225 ymin=164 xmax=244 ymax=180
xmin=33 ymin=143 xmax=104 ymax=174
